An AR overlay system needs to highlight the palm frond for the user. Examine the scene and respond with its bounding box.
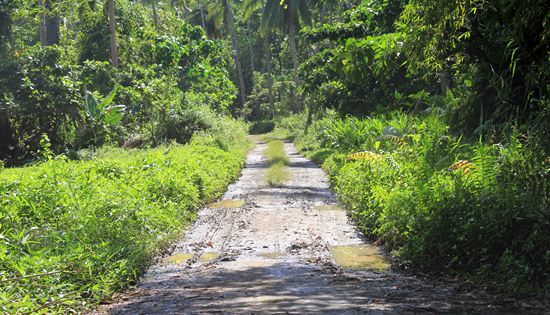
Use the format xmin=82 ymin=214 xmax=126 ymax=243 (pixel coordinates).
xmin=207 ymin=2 xmax=225 ymax=30
xmin=243 ymin=0 xmax=263 ymax=20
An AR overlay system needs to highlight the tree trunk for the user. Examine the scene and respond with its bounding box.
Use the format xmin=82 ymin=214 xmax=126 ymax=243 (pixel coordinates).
xmin=289 ymin=22 xmax=302 ymax=112
xmin=199 ymin=5 xmax=206 ymax=29
xmin=247 ymin=21 xmax=259 ymax=116
xmin=0 ymin=109 xmax=15 ymax=163
xmin=305 ymin=96 xmax=315 ymax=132
xmin=0 ymin=12 xmax=10 ymax=40
xmin=151 ymin=0 xmax=158 ymax=30
xmin=182 ymin=0 xmax=189 ymax=20
xmin=225 ymin=0 xmax=247 ymax=112
xmin=247 ymin=22 xmax=256 ymax=75
xmin=439 ymin=70 xmax=449 ymax=96
xmin=320 ymin=3 xmax=326 ymax=25
xmin=38 ymin=0 xmax=46 ymax=44
xmin=108 ymin=0 xmax=119 ymax=68
xmin=264 ymin=34 xmax=275 ymax=118
xmin=41 ymin=0 xmax=60 ymax=46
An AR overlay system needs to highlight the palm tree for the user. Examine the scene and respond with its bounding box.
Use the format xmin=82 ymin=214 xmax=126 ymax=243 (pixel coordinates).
xmin=261 ymin=0 xmax=311 ymax=112
xmin=315 ymin=0 xmax=339 ymax=24
xmin=38 ymin=0 xmax=46 ymax=44
xmin=243 ymin=0 xmax=275 ymax=117
xmin=206 ymin=0 xmax=247 ymax=111
xmin=188 ymin=1 xmax=213 ymax=34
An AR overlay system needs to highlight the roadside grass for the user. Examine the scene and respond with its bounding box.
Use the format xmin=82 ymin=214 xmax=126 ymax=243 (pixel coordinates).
xmin=264 ymin=140 xmax=291 ymax=187
xmin=0 ymin=119 xmax=251 ymax=314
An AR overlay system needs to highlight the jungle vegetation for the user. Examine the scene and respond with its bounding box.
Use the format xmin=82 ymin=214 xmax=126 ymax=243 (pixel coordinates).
xmin=0 ymin=0 xmax=548 ymax=312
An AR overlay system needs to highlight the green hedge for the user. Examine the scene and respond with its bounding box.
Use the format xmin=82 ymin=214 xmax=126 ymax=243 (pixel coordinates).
xmin=0 ymin=134 xmax=249 ymax=313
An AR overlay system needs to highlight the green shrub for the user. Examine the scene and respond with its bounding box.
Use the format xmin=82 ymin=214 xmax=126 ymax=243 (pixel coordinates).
xmin=249 ymin=120 xmax=275 ymax=135
xmin=0 ymin=128 xmax=249 ymax=313
xmin=154 ymin=108 xmax=212 ymax=144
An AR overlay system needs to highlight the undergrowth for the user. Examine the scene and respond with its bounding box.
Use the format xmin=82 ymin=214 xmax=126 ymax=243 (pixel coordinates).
xmin=264 ymin=140 xmax=291 ymax=187
xmin=0 ymin=118 xmax=251 ymax=313
xmin=278 ymin=112 xmax=550 ymax=297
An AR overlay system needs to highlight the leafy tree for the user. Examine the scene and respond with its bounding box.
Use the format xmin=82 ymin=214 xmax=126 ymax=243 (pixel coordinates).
xmin=399 ymin=0 xmax=550 ymax=134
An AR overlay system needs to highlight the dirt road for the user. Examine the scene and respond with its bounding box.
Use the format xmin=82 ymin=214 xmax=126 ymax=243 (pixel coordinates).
xmin=96 ymin=139 xmax=545 ymax=314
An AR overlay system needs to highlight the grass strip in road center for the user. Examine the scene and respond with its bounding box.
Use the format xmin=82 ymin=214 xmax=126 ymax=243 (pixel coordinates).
xmin=264 ymin=140 xmax=291 ymax=187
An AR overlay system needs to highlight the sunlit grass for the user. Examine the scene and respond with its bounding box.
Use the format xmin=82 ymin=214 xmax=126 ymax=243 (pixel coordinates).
xmin=0 ymin=139 xmax=249 ymax=313
xmin=264 ymin=140 xmax=291 ymax=187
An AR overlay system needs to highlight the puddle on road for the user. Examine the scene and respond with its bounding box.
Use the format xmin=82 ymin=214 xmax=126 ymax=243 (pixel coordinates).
xmin=331 ymin=245 xmax=391 ymax=271
xmin=313 ymin=205 xmax=345 ymax=211
xmin=165 ymin=252 xmax=194 ymax=265
xmin=201 ymin=252 xmax=220 ymax=262
xmin=164 ymin=252 xmax=220 ymax=265
xmin=208 ymin=199 xmax=245 ymax=209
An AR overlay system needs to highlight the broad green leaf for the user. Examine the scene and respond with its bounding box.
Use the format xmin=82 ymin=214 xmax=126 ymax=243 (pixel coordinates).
xmin=98 ymin=86 xmax=119 ymax=110
xmin=104 ymin=105 xmax=126 ymax=126
xmin=84 ymin=91 xmax=100 ymax=120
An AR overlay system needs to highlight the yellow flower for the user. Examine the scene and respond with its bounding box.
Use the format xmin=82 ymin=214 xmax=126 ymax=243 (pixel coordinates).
xmin=447 ymin=160 xmax=475 ymax=174
xmin=383 ymin=134 xmax=406 ymax=147
xmin=347 ymin=151 xmax=382 ymax=161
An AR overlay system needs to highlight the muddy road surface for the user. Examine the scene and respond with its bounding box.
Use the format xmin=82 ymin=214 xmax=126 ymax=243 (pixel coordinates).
xmin=95 ymin=139 xmax=546 ymax=314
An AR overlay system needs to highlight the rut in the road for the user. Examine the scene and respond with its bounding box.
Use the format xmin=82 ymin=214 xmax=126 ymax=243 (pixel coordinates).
xmin=95 ymin=139 xmax=544 ymax=314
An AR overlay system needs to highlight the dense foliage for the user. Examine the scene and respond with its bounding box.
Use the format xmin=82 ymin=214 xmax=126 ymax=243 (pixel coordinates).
xmin=0 ymin=0 xmax=236 ymax=165
xmin=275 ymin=0 xmax=549 ymax=296
xmin=1 ymin=0 xmax=549 ymax=309
xmin=300 ymin=0 xmax=550 ymax=141
xmin=0 ymin=118 xmax=250 ymax=313
xmin=278 ymin=112 xmax=549 ymax=296
xmin=1 ymin=0 xmax=253 ymax=312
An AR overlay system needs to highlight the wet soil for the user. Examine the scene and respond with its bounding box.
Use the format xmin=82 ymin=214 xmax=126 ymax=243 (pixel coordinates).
xmin=94 ymin=139 xmax=548 ymax=314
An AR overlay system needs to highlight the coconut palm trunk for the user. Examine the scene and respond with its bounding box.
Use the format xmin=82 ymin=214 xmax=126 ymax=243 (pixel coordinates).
xmin=108 ymin=0 xmax=119 ymax=68
xmin=39 ymin=0 xmax=60 ymax=46
xmin=224 ymin=0 xmax=247 ymax=111
xmin=152 ymin=0 xmax=159 ymax=29
xmin=264 ymin=34 xmax=275 ymax=118
xmin=182 ymin=0 xmax=189 ymax=20
xmin=199 ymin=4 xmax=206 ymax=29
xmin=288 ymin=22 xmax=302 ymax=112
xmin=38 ymin=0 xmax=46 ymax=44
xmin=247 ymin=21 xmax=260 ymax=115
xmin=247 ymin=22 xmax=256 ymax=73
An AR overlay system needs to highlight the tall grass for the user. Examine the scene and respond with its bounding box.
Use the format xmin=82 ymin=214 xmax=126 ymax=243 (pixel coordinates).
xmin=0 ymin=119 xmax=251 ymax=313
xmin=279 ymin=112 xmax=550 ymax=296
